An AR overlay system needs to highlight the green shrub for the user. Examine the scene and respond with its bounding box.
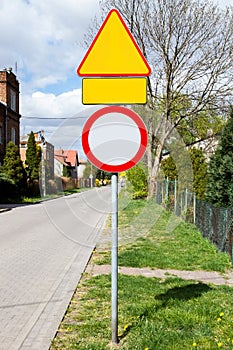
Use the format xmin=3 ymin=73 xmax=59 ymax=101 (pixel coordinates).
xmin=0 ymin=172 xmax=18 ymax=203
xmin=126 ymin=163 xmax=148 ymax=199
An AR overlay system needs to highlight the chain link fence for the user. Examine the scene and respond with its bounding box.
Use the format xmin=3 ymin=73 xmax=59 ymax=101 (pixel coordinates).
xmin=156 ymin=179 xmax=233 ymax=260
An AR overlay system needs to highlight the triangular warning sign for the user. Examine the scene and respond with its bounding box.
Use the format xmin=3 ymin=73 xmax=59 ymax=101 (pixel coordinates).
xmin=77 ymin=9 xmax=151 ymax=77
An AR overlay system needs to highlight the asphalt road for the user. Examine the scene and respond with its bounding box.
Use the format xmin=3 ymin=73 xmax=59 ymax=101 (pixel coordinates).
xmin=0 ymin=187 xmax=111 ymax=350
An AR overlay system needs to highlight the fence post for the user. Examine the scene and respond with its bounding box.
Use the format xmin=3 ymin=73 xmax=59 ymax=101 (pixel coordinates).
xmin=180 ymin=192 xmax=183 ymax=215
xmin=174 ymin=179 xmax=177 ymax=215
xmin=193 ymin=193 xmax=196 ymax=225
xmin=185 ymin=188 xmax=188 ymax=214
xmin=161 ymin=182 xmax=164 ymax=204
xmin=165 ymin=177 xmax=169 ymax=206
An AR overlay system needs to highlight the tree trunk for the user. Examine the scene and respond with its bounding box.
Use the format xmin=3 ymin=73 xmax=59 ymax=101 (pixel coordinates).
xmin=147 ymin=142 xmax=163 ymax=198
xmin=147 ymin=117 xmax=174 ymax=198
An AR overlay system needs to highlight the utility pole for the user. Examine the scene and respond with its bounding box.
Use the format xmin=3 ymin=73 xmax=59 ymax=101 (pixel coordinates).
xmin=40 ymin=131 xmax=46 ymax=197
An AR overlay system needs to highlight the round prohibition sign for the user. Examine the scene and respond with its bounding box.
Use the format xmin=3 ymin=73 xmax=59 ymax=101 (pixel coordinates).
xmin=82 ymin=106 xmax=148 ymax=173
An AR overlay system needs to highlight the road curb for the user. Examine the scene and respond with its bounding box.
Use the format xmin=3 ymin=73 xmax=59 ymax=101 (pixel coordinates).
xmin=0 ymin=208 xmax=11 ymax=213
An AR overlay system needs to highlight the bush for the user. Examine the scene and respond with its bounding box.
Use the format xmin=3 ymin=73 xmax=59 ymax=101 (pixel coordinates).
xmin=126 ymin=163 xmax=148 ymax=199
xmin=27 ymin=180 xmax=40 ymax=197
xmin=0 ymin=172 xmax=19 ymax=203
xmin=1 ymin=141 xmax=27 ymax=198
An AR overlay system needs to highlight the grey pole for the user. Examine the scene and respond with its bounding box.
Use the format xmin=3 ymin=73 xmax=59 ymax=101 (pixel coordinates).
xmin=111 ymin=173 xmax=119 ymax=344
xmin=41 ymin=144 xmax=46 ymax=197
xmin=165 ymin=177 xmax=169 ymax=202
xmin=174 ymin=179 xmax=177 ymax=215
xmin=193 ymin=193 xmax=196 ymax=225
xmin=185 ymin=188 xmax=188 ymax=214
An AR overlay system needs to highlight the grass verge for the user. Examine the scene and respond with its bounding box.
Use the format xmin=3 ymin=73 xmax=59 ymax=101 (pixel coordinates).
xmin=96 ymin=195 xmax=231 ymax=272
xmin=20 ymin=188 xmax=89 ymax=204
xmin=51 ymin=194 xmax=232 ymax=349
xmin=51 ymin=274 xmax=233 ymax=350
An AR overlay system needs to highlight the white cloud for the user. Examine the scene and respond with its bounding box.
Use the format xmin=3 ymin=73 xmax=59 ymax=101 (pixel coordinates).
xmin=217 ymin=0 xmax=233 ymax=6
xmin=21 ymin=89 xmax=83 ymax=118
xmin=20 ymin=88 xmax=87 ymax=140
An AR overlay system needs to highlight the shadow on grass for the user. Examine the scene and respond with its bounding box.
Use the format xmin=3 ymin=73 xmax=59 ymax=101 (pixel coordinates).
xmin=155 ymin=282 xmax=212 ymax=305
xmin=118 ymin=282 xmax=213 ymax=342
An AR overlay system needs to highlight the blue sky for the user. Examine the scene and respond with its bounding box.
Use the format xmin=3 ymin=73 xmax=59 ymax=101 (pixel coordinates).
xmin=0 ymin=0 xmax=232 ymax=153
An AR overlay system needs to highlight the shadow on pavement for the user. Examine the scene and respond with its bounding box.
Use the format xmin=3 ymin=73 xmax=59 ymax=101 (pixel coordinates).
xmin=0 ymin=202 xmax=40 ymax=213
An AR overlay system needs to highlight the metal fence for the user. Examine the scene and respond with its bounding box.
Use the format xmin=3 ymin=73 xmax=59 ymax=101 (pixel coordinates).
xmin=156 ymin=179 xmax=233 ymax=259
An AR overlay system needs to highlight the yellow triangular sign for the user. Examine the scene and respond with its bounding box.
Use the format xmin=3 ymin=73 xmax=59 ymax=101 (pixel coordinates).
xmin=77 ymin=9 xmax=151 ymax=77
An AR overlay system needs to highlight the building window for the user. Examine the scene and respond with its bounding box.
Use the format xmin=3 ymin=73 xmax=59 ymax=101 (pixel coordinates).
xmin=11 ymin=127 xmax=16 ymax=144
xmin=10 ymin=90 xmax=16 ymax=111
xmin=0 ymin=126 xmax=2 ymax=145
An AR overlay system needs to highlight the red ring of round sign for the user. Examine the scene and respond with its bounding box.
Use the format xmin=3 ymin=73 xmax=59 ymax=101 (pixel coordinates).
xmin=82 ymin=106 xmax=148 ymax=172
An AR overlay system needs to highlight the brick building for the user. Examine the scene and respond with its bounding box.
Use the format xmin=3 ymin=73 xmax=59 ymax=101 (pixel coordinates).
xmin=0 ymin=68 xmax=20 ymax=165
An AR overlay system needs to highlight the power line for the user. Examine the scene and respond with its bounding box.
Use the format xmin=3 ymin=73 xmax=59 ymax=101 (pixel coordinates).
xmin=21 ymin=115 xmax=87 ymax=120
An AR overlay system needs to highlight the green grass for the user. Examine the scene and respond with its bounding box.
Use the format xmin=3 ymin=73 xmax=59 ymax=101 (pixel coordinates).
xmin=51 ymin=274 xmax=233 ymax=350
xmin=20 ymin=188 xmax=89 ymax=204
xmin=51 ymin=194 xmax=232 ymax=349
xmin=97 ymin=196 xmax=231 ymax=272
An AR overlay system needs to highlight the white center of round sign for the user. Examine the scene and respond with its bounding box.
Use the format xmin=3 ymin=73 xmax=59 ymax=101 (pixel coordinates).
xmin=89 ymin=112 xmax=141 ymax=165
xmin=82 ymin=106 xmax=148 ymax=172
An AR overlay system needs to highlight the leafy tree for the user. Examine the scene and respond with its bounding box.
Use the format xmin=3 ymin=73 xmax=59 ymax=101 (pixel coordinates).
xmin=82 ymin=162 xmax=112 ymax=185
xmin=94 ymin=0 xmax=233 ymax=197
xmin=206 ymin=109 xmax=233 ymax=207
xmin=161 ymin=156 xmax=178 ymax=181
xmin=62 ymin=165 xmax=71 ymax=178
xmin=161 ymin=148 xmax=207 ymax=199
xmin=96 ymin=169 xmax=111 ymax=181
xmin=0 ymin=141 xmax=26 ymax=196
xmin=0 ymin=173 xmax=16 ymax=203
xmin=176 ymin=108 xmax=224 ymax=148
xmin=126 ymin=163 xmax=148 ymax=199
xmin=189 ymin=148 xmax=207 ymax=199
xmin=25 ymin=131 xmax=41 ymax=182
xmin=83 ymin=161 xmax=99 ymax=179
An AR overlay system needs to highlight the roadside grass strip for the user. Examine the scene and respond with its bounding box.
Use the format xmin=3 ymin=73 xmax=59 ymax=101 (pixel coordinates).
xmin=51 ymin=195 xmax=232 ymax=349
xmin=97 ymin=196 xmax=231 ymax=272
xmin=51 ymin=274 xmax=233 ymax=349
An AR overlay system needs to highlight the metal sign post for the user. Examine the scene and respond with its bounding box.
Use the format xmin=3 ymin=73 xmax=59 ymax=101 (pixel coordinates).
xmin=111 ymin=173 xmax=118 ymax=343
xmin=81 ymin=107 xmax=148 ymax=345
xmin=78 ymin=9 xmax=151 ymax=346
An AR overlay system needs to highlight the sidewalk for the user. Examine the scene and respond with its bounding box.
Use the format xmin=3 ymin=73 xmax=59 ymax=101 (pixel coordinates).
xmin=86 ymin=264 xmax=233 ymax=287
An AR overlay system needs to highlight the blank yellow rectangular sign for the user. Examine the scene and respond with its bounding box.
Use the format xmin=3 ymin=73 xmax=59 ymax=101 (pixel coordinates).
xmin=82 ymin=78 xmax=147 ymax=105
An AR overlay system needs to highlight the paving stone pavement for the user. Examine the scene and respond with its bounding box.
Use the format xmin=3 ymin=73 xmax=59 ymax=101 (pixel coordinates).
xmin=0 ymin=188 xmax=111 ymax=350
xmin=86 ymin=264 xmax=233 ymax=286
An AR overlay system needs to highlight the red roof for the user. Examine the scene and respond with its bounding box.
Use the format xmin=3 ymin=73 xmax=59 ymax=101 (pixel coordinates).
xmin=54 ymin=149 xmax=78 ymax=167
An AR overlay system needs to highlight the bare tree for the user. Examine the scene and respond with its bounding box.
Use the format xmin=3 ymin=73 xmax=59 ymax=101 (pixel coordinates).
xmin=90 ymin=0 xmax=233 ymax=196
